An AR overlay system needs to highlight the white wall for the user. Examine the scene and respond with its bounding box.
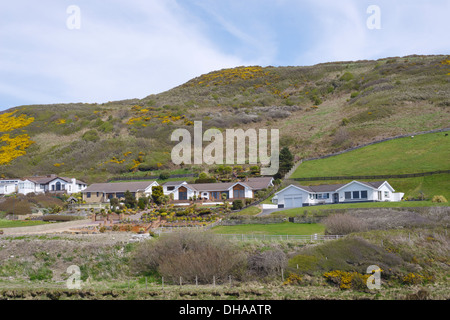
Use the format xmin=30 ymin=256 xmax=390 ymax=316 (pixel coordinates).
xmin=338 ymin=182 xmax=375 ymax=202
xmin=18 ymin=180 xmax=37 ymax=195
xmin=0 ymin=184 xmax=16 ymax=195
xmin=273 ymin=185 xmax=310 ymax=207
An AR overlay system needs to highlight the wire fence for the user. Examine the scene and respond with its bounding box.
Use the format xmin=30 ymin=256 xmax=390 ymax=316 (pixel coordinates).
xmin=291 ymin=170 xmax=450 ymax=182
xmin=215 ymin=234 xmax=344 ymax=242
xmin=154 ymin=219 xmax=223 ymax=235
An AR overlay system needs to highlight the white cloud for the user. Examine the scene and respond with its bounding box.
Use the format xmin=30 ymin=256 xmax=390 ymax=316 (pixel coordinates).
xmin=0 ymin=0 xmax=248 ymax=108
xmin=295 ymin=0 xmax=450 ymax=65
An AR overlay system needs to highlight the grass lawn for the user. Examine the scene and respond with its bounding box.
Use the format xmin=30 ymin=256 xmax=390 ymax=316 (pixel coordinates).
xmin=0 ymin=219 xmax=49 ymax=229
xmin=233 ymin=206 xmax=262 ymax=216
xmin=210 ymin=222 xmax=325 ymax=235
xmin=291 ymin=131 xmax=450 ymax=179
xmin=270 ymin=201 xmax=449 ymax=217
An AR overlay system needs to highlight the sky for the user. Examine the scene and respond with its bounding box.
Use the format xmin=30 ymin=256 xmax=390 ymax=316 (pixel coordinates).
xmin=0 ymin=0 xmax=449 ymax=111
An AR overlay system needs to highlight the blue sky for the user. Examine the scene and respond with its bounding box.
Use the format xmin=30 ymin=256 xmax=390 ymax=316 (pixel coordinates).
xmin=0 ymin=0 xmax=449 ymax=111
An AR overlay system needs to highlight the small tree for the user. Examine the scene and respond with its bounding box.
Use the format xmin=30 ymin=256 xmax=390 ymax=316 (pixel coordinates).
xmin=222 ymin=193 xmax=230 ymax=211
xmin=151 ymin=186 xmax=164 ymax=205
xmin=138 ymin=197 xmax=149 ymax=210
xmin=124 ymin=190 xmax=137 ymax=209
xmin=110 ymin=197 xmax=119 ymax=210
xmin=275 ymin=146 xmax=294 ymax=179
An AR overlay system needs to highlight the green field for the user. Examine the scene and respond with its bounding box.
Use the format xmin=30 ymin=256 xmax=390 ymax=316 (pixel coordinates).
xmin=291 ymin=131 xmax=450 ymax=178
xmin=270 ymin=201 xmax=448 ymax=217
xmin=210 ymin=222 xmax=325 ymax=235
xmin=0 ymin=219 xmax=48 ymax=229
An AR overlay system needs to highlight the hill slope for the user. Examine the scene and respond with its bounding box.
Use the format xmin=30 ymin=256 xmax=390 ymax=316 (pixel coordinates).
xmin=0 ymin=54 xmax=449 ymax=183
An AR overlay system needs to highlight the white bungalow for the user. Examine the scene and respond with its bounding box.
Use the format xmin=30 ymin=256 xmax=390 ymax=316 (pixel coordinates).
xmin=168 ymin=177 xmax=274 ymax=203
xmin=272 ymin=180 xmax=404 ymax=208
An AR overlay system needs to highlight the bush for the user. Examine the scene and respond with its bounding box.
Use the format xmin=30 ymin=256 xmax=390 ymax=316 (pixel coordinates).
xmin=323 ymin=270 xmax=370 ymax=290
xmin=158 ymin=171 xmax=171 ymax=180
xmin=340 ymin=72 xmax=354 ymax=82
xmin=232 ymin=200 xmax=244 ymax=210
xmin=402 ymin=273 xmax=424 ymax=285
xmin=432 ymin=195 xmax=447 ymax=203
xmin=247 ymin=249 xmax=287 ymax=278
xmin=130 ymin=232 xmax=246 ymax=284
xmin=322 ymin=213 xmax=367 ymax=235
xmin=82 ymin=129 xmax=100 ymax=143
xmin=0 ymin=198 xmax=32 ymax=216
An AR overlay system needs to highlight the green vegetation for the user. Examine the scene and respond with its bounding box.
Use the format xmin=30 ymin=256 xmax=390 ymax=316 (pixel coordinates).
xmin=0 ymin=219 xmax=48 ymax=228
xmin=211 ymin=222 xmax=325 ymax=235
xmin=233 ymin=206 xmax=262 ymax=216
xmin=292 ymin=131 xmax=450 ymax=178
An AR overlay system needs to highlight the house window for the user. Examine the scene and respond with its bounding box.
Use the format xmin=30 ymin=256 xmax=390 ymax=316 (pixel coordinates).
xmin=361 ymin=191 xmax=368 ymax=199
xmin=233 ymin=189 xmax=245 ymax=198
xmin=384 ymin=191 xmax=390 ymax=198
xmin=353 ymin=191 xmax=360 ymax=199
xmin=167 ymin=186 xmax=175 ymax=191
xmin=309 ymin=194 xmax=314 ymax=200
xmin=87 ymin=192 xmax=91 ymax=198
xmin=97 ymin=192 xmax=99 ymax=197
xmin=345 ymin=192 xmax=351 ymax=199
xmin=317 ymin=193 xmax=329 ymax=199
xmin=179 ymin=191 xmax=187 ymax=200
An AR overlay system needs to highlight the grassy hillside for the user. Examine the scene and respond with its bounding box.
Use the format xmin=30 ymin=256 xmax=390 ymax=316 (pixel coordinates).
xmin=1 ymin=54 xmax=449 ymax=183
xmin=291 ymin=131 xmax=450 ymax=178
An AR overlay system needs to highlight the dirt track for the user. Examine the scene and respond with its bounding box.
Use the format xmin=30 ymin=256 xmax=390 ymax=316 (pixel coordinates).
xmin=1 ymin=219 xmax=101 ymax=235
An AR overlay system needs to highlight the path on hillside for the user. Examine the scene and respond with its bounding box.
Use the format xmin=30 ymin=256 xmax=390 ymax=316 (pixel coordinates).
xmin=1 ymin=219 xmax=100 ymax=235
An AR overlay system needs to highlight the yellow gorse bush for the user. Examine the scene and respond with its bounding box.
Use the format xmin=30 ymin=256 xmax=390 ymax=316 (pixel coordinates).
xmin=323 ymin=270 xmax=371 ymax=290
xmin=0 ymin=111 xmax=34 ymax=132
xmin=189 ymin=66 xmax=270 ymax=87
xmin=0 ymin=134 xmax=35 ymax=165
xmin=0 ymin=111 xmax=35 ymax=165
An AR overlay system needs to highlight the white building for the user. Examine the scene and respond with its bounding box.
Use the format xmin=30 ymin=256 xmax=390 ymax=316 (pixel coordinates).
xmin=0 ymin=181 xmax=18 ymax=195
xmin=165 ymin=177 xmax=274 ymax=202
xmin=0 ymin=175 xmax=88 ymax=196
xmin=272 ymin=180 xmax=404 ymax=208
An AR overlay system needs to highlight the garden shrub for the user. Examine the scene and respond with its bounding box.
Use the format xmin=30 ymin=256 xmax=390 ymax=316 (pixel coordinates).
xmin=431 ymin=195 xmax=447 ymax=203
xmin=232 ymin=200 xmax=244 ymax=210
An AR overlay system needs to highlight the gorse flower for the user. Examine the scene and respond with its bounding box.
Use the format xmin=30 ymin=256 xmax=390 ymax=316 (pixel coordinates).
xmin=0 ymin=111 xmax=35 ymax=165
